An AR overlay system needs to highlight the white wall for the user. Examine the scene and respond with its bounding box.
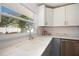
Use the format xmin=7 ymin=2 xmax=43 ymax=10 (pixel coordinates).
xmin=21 ymin=3 xmax=38 ymax=14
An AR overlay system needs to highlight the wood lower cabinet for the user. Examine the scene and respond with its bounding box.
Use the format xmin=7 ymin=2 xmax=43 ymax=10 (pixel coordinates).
xmin=42 ymin=38 xmax=79 ymax=56
xmin=60 ymin=39 xmax=79 ymax=56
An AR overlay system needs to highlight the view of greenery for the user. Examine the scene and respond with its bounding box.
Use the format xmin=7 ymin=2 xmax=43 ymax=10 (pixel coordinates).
xmin=0 ymin=15 xmax=33 ymax=34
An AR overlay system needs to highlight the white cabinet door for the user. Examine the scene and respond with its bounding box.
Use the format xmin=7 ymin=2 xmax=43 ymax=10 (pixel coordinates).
xmin=38 ymin=5 xmax=46 ymax=26
xmin=53 ymin=7 xmax=66 ymax=26
xmin=46 ymin=8 xmax=53 ymax=26
xmin=66 ymin=4 xmax=79 ymax=26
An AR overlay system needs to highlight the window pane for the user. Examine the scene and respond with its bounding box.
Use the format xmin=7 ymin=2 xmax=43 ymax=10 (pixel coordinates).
xmin=0 ymin=15 xmax=32 ymax=34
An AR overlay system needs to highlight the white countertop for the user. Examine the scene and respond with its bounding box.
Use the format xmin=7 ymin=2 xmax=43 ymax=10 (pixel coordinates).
xmin=0 ymin=35 xmax=53 ymax=56
xmin=0 ymin=34 xmax=79 ymax=56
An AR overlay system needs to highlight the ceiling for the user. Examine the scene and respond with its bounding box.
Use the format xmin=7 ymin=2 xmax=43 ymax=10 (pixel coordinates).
xmin=21 ymin=3 xmax=73 ymax=14
xmin=38 ymin=3 xmax=72 ymax=8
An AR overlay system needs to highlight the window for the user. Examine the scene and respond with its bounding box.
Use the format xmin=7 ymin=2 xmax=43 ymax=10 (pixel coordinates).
xmin=0 ymin=6 xmax=34 ymax=35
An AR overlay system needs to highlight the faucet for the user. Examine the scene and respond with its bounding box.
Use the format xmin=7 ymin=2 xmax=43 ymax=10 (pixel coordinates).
xmin=28 ymin=25 xmax=33 ymax=40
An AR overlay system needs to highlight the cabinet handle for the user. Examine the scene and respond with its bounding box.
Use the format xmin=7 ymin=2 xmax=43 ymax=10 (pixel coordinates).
xmin=64 ymin=20 xmax=66 ymax=25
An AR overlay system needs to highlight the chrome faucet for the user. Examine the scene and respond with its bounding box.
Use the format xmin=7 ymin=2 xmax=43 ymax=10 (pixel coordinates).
xmin=28 ymin=25 xmax=33 ymax=40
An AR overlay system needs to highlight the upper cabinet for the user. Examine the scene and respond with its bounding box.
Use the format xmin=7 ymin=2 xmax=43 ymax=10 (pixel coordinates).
xmin=66 ymin=4 xmax=79 ymax=26
xmin=38 ymin=5 xmax=53 ymax=26
xmin=53 ymin=7 xmax=66 ymax=26
xmin=38 ymin=4 xmax=79 ymax=26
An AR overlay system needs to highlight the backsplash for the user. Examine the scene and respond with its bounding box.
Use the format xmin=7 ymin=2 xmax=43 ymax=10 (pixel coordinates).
xmin=37 ymin=26 xmax=79 ymax=36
